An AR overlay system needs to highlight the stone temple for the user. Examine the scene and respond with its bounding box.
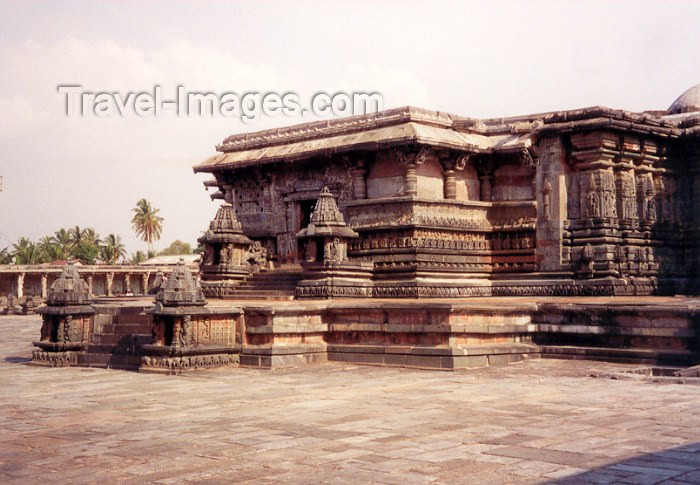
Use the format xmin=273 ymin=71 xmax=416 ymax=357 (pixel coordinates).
xmin=194 ymin=84 xmax=700 ymax=299
xmin=23 ymin=84 xmax=700 ymax=371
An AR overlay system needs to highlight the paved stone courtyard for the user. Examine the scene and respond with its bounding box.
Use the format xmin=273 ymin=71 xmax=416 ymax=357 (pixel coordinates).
xmin=1 ymin=315 xmax=699 ymax=484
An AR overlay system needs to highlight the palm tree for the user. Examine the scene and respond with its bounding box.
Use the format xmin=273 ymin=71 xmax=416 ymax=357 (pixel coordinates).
xmin=70 ymin=225 xmax=101 ymax=248
xmin=69 ymin=225 xmax=84 ymax=249
xmin=82 ymin=228 xmax=101 ymax=247
xmin=37 ymin=235 xmax=62 ymax=263
xmin=99 ymin=234 xmax=126 ymax=264
xmin=131 ymin=199 xmax=164 ymax=252
xmin=129 ymin=250 xmax=147 ymax=264
xmin=53 ymin=228 xmax=73 ymax=259
xmin=12 ymin=237 xmax=40 ymax=264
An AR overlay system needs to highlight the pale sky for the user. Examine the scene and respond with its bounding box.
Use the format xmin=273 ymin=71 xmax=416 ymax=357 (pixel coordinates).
xmin=1 ymin=0 xmax=698 ymax=255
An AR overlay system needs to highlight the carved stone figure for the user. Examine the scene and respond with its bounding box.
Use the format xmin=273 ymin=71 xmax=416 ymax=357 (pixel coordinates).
xmin=577 ymin=243 xmax=595 ymax=278
xmin=179 ymin=315 xmax=192 ymax=347
xmin=219 ymin=245 xmax=229 ymax=266
xmin=245 ymin=241 xmax=268 ymax=269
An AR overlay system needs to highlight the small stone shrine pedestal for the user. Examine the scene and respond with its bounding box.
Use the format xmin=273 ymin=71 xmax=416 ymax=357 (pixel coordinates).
xmin=32 ymin=262 xmax=95 ymax=367
xmin=3 ymin=294 xmax=20 ymax=315
xmin=296 ymin=187 xmax=373 ymax=298
xmin=20 ymin=295 xmax=40 ymax=315
xmin=141 ymin=259 xmax=243 ymax=374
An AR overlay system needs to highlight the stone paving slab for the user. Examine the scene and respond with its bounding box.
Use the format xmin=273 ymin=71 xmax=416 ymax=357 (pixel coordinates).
xmin=1 ymin=315 xmax=699 ymax=484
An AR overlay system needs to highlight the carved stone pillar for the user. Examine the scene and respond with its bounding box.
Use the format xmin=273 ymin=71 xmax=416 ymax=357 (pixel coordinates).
xmin=350 ymin=163 xmax=367 ymax=199
xmin=397 ymin=147 xmax=430 ymax=197
xmin=86 ymin=274 xmax=94 ymax=295
xmin=441 ymin=159 xmax=457 ymax=200
xmin=106 ymin=272 xmax=114 ymax=297
xmin=542 ymin=178 xmax=552 ymax=221
xmin=405 ymin=164 xmax=418 ymax=196
xmin=40 ymin=274 xmax=48 ymax=299
xmin=124 ymin=273 xmax=131 ymax=294
xmin=173 ymin=318 xmax=183 ymax=349
xmin=141 ymin=273 xmax=150 ymax=295
xmin=444 ymin=169 xmax=456 ymax=199
xmin=16 ymin=273 xmax=25 ymax=298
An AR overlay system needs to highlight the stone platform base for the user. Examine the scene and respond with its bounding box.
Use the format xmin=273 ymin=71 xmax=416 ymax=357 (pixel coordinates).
xmin=327 ymin=343 xmax=540 ymax=369
xmin=32 ymin=296 xmax=700 ymax=372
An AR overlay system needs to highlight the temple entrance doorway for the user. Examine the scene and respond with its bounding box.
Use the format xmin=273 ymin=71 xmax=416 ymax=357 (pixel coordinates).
xmin=298 ymin=200 xmax=316 ymax=230
xmin=296 ymin=199 xmax=316 ymax=262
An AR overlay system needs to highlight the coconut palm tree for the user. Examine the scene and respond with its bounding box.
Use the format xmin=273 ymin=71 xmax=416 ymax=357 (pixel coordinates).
xmin=37 ymin=235 xmax=62 ymax=263
xmin=69 ymin=225 xmax=84 ymax=249
xmin=129 ymin=250 xmax=147 ymax=264
xmin=53 ymin=228 xmax=73 ymax=259
xmin=12 ymin=237 xmax=40 ymax=264
xmin=82 ymin=228 xmax=101 ymax=247
xmin=131 ymin=199 xmax=164 ymax=252
xmin=99 ymin=234 xmax=126 ymax=264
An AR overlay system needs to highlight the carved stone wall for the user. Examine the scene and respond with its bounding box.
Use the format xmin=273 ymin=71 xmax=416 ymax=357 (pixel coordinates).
xmin=563 ymin=131 xmax=694 ymax=291
xmin=206 ymin=129 xmax=697 ymax=297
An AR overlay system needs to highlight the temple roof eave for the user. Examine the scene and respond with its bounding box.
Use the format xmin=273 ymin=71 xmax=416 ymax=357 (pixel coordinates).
xmin=192 ymin=104 xmax=699 ymax=174
xmin=193 ymin=122 xmax=518 ymax=173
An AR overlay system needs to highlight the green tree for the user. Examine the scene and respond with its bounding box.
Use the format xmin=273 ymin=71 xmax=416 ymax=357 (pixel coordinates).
xmin=74 ymin=240 xmax=99 ymax=264
xmin=66 ymin=226 xmax=101 ymax=264
xmin=129 ymin=250 xmax=147 ymax=264
xmin=12 ymin=237 xmax=40 ymax=264
xmin=131 ymin=199 xmax=164 ymax=252
xmin=159 ymin=239 xmax=193 ymax=255
xmin=99 ymin=234 xmax=126 ymax=264
xmin=0 ymin=247 xmax=11 ymax=264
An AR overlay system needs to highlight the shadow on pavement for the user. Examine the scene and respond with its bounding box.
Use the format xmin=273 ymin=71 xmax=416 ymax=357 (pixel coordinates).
xmin=551 ymin=442 xmax=700 ymax=484
xmin=4 ymin=356 xmax=32 ymax=364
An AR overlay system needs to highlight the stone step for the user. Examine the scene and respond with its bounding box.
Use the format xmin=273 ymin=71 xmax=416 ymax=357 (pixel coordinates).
xmin=82 ymin=351 xmax=142 ymax=370
xmin=539 ymin=345 xmax=697 ymax=366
